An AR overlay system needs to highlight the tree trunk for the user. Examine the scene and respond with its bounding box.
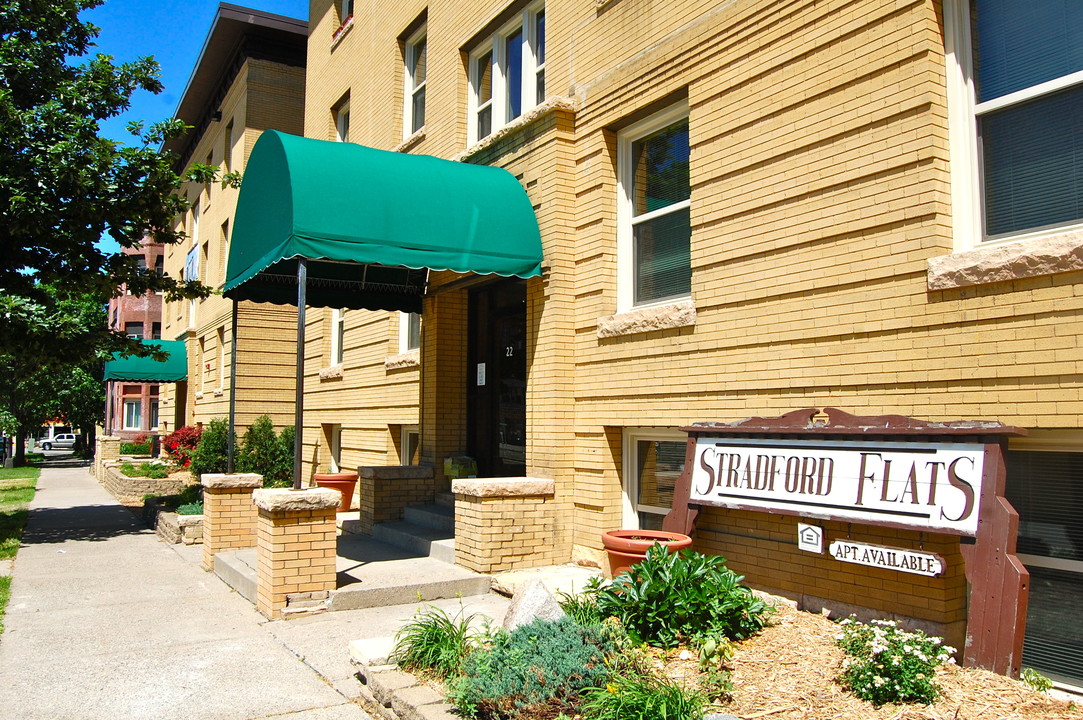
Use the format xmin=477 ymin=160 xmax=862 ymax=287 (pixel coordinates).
xmin=13 ymin=429 xmax=27 ymax=467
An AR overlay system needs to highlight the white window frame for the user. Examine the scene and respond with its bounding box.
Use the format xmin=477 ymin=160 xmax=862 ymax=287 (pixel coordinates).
xmin=945 ymin=0 xmax=1083 ymax=251
xmin=330 ymin=308 xmax=346 ymax=365
xmin=123 ymin=400 xmax=142 ymax=431
xmin=398 ymin=311 xmax=421 ymax=353
xmin=467 ymin=2 xmax=545 ymax=146
xmin=335 ymin=101 xmax=351 ymax=143
xmin=403 ymin=26 xmax=427 ymax=139
xmin=621 ymin=427 xmax=687 ymax=530
xmin=150 ymin=400 xmax=159 ymax=431
xmin=401 ymin=425 xmax=420 ymax=465
xmin=616 ymin=102 xmax=691 ymax=313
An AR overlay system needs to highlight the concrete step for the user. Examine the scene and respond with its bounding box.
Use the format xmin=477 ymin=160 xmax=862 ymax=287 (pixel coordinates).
xmin=372 ymin=520 xmax=456 ymax=564
xmin=435 ymin=491 xmax=455 ymax=508
xmin=403 ymin=503 xmax=454 ymax=532
xmin=214 ymin=549 xmax=258 ymax=604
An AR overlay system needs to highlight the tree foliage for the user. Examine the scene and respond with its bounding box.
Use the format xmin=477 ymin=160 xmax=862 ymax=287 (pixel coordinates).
xmin=0 ymin=0 xmax=212 ymax=368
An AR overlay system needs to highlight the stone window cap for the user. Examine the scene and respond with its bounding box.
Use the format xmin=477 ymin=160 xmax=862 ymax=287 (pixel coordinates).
xmin=597 ymin=298 xmax=697 ymax=338
xmin=202 ymin=473 xmax=263 ymax=489
xmin=253 ymin=487 xmax=341 ymax=512
xmin=319 ymin=364 xmax=344 ymax=380
xmin=385 ymin=349 xmax=420 ymax=369
xmin=394 ymin=128 xmax=425 ymax=154
xmin=452 ymin=477 xmax=555 ymax=498
xmin=927 ymin=232 xmax=1083 ymax=290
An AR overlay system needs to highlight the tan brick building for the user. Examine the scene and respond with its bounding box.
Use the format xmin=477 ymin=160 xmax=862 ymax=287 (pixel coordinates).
xmin=219 ymin=0 xmax=1082 ymax=686
xmin=159 ymin=5 xmax=308 ymax=435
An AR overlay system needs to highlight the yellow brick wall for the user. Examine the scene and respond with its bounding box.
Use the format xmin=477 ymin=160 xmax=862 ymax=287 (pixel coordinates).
xmin=202 ymin=486 xmax=259 ymax=570
xmin=255 ymin=506 xmax=338 ymax=618
xmin=299 ymin=0 xmax=1083 ymax=584
xmin=160 ymin=57 xmax=305 ymax=438
xmin=456 ymin=494 xmax=561 ymax=573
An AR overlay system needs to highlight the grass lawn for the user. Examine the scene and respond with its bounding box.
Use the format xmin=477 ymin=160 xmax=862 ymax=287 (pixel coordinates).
xmin=0 ymin=466 xmax=38 ymax=637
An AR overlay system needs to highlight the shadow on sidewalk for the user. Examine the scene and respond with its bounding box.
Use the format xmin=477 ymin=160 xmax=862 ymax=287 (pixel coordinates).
xmin=21 ymin=503 xmax=151 ymax=545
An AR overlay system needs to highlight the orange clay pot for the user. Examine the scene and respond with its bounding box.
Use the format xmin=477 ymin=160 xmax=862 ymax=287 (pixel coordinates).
xmin=601 ymin=529 xmax=693 ymax=577
xmin=312 ymin=472 xmax=359 ymax=512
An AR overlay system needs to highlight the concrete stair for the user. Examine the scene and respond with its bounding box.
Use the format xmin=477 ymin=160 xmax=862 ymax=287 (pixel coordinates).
xmin=212 ymin=492 xmax=492 ymax=611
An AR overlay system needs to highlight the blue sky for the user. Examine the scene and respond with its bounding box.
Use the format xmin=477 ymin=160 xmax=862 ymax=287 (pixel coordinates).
xmin=84 ymin=0 xmax=310 ymax=252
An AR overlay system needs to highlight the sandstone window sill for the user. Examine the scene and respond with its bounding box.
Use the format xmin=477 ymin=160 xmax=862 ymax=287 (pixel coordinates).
xmin=385 ymin=350 xmax=420 ymax=370
xmin=927 ymin=231 xmax=1083 ymax=290
xmin=454 ymin=96 xmax=579 ymax=162
xmin=394 ymin=128 xmax=425 ymax=154
xmin=319 ymin=364 xmax=344 ymax=380
xmin=597 ymin=299 xmax=697 ymax=339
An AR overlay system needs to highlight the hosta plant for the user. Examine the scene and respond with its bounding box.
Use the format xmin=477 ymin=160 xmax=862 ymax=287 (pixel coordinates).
xmin=835 ymin=617 xmax=956 ymax=706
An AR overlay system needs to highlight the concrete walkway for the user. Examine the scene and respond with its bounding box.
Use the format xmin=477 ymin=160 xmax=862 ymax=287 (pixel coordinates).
xmin=0 ymin=459 xmax=374 ymax=720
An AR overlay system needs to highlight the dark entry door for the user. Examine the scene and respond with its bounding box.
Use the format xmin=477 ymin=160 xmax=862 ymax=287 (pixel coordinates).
xmin=468 ymin=279 xmax=527 ymax=477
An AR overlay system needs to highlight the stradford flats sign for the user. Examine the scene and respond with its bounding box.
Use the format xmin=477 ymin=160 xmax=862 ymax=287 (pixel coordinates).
xmin=690 ymin=438 xmax=986 ymax=535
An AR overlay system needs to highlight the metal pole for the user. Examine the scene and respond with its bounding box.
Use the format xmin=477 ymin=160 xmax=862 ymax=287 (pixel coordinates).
xmin=293 ymin=259 xmax=307 ymax=490
xmin=227 ymin=299 xmax=238 ymax=474
xmin=105 ymin=380 xmax=113 ymax=436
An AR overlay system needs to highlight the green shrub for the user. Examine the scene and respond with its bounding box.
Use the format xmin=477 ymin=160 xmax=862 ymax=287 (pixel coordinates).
xmin=585 ymin=544 xmax=773 ymax=648
xmin=835 ymin=617 xmax=955 ymax=706
xmin=391 ymin=605 xmax=483 ymax=679
xmin=558 ymin=591 xmax=603 ymax=627
xmin=119 ymin=442 xmax=151 ymax=455
xmin=1021 ymin=667 xmax=1053 ymax=694
xmin=119 ymin=461 xmax=169 ymax=479
xmin=236 ymin=415 xmax=294 ymax=487
xmin=450 ymin=617 xmax=614 ymax=719
xmin=188 ymin=419 xmax=235 ymax=479
xmin=581 ymin=670 xmax=707 ymax=720
xmin=162 ymin=425 xmax=201 ymax=468
xmin=176 ymin=502 xmax=203 ymax=516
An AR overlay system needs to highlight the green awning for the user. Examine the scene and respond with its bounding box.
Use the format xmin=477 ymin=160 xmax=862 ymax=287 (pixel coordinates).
xmin=104 ymin=340 xmax=188 ymax=382
xmin=223 ymin=130 xmax=543 ymax=312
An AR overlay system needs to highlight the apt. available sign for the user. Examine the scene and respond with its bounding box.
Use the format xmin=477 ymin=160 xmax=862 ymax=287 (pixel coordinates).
xmin=689 ymin=438 xmax=986 ymax=535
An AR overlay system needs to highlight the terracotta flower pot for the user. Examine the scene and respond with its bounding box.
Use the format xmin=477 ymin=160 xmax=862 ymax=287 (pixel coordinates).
xmin=601 ymin=529 xmax=693 ymax=577
xmin=312 ymin=472 xmax=359 ymax=512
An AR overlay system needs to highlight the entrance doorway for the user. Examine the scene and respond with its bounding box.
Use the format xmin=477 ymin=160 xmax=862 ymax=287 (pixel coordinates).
xmin=467 ymin=279 xmax=526 ymax=477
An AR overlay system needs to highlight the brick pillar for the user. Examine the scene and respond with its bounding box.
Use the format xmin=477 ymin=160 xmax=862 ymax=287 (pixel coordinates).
xmin=96 ymin=436 xmax=121 ymax=482
xmin=452 ymin=478 xmax=557 ymax=573
xmin=253 ymin=488 xmax=340 ymax=619
xmin=201 ymin=473 xmax=262 ymax=571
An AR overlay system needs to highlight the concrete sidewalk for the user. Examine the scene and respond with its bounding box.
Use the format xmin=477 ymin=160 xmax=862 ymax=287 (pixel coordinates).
xmin=0 ymin=460 xmax=374 ymax=720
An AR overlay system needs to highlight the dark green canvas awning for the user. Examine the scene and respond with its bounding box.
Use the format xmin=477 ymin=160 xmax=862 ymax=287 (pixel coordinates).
xmin=104 ymin=340 xmax=188 ymax=382
xmin=223 ymin=131 xmax=543 ymax=312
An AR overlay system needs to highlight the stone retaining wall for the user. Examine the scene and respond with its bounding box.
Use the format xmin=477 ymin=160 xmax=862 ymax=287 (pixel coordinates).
xmin=101 ymin=465 xmax=193 ymax=506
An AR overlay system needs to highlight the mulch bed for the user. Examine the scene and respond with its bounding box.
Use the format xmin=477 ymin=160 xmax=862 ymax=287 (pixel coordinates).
xmin=650 ymin=598 xmax=1081 ymax=720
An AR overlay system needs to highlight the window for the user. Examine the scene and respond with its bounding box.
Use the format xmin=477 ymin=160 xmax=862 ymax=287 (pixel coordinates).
xmin=404 ymin=28 xmax=427 ymax=137
xmin=123 ymin=400 xmax=142 ymax=431
xmin=335 ymin=101 xmax=351 ymax=143
xmin=330 ymin=308 xmax=346 ymax=365
xmin=617 ymin=103 xmax=691 ymax=311
xmin=223 ymin=119 xmax=233 ymax=174
xmin=401 ymin=425 xmax=420 ymax=465
xmin=151 ymin=322 xmax=161 ymax=340
xmin=622 ymin=428 xmax=686 ymax=530
xmin=340 ymin=0 xmax=353 ymax=22
xmin=399 ymin=311 xmax=421 ymax=352
xmin=150 ymin=400 xmax=159 ymax=431
xmin=154 ymin=256 xmax=164 ymax=277
xmin=468 ymin=2 xmax=545 ymax=145
xmin=219 ymin=220 xmax=230 ymax=285
xmin=217 ymin=326 xmax=227 ymax=389
xmin=190 ymin=203 xmax=200 ymax=246
xmin=947 ymin=0 xmax=1083 ymax=245
xmin=124 ymin=322 xmax=144 ymax=340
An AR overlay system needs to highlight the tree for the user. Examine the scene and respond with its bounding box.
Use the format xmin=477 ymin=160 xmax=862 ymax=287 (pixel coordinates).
xmin=0 ymin=0 xmax=213 ymax=368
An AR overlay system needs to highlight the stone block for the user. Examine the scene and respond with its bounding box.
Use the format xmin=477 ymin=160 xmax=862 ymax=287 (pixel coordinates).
xmin=367 ymin=668 xmax=419 ymax=707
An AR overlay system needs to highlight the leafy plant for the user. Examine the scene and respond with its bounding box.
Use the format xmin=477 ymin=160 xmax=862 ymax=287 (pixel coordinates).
xmin=450 ymin=616 xmax=614 ymax=719
xmin=835 ymin=617 xmax=955 ymax=706
xmin=581 ymin=670 xmax=707 ymax=720
xmin=391 ymin=605 xmax=482 ymax=679
xmin=162 ymin=425 xmax=201 ymax=468
xmin=119 ymin=461 xmax=169 ymax=479
xmin=236 ymin=415 xmax=294 ymax=487
xmin=1021 ymin=666 xmax=1053 ymax=693
xmin=585 ymin=544 xmax=773 ymax=648
xmin=558 ymin=590 xmax=603 ymax=627
xmin=176 ymin=502 xmax=203 ymax=516
xmin=187 ymin=419 xmax=235 ymax=479
xmin=119 ymin=442 xmax=151 ymax=455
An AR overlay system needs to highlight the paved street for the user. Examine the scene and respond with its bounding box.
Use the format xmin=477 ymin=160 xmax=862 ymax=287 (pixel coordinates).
xmin=0 ymin=459 xmax=374 ymax=720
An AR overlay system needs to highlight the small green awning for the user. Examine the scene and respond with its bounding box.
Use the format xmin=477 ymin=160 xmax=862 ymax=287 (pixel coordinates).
xmin=223 ymin=131 xmax=543 ymax=312
xmin=104 ymin=340 xmax=188 ymax=382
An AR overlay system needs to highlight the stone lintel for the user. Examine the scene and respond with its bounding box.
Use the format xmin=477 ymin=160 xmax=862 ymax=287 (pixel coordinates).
xmin=596 ymin=299 xmax=697 ymax=338
xmin=202 ymin=473 xmax=263 ymax=489
xmin=253 ymin=487 xmax=341 ymax=512
xmin=358 ymin=465 xmax=434 ymax=481
xmin=452 ymin=477 xmax=555 ymax=498
xmin=927 ymin=232 xmax=1083 ymax=290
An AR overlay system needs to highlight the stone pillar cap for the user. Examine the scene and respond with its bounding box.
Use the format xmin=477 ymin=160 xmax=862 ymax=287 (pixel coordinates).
xmin=451 ymin=477 xmax=555 ymax=498
xmin=202 ymin=473 xmax=263 ymax=489
xmin=253 ymin=487 xmax=341 ymax=512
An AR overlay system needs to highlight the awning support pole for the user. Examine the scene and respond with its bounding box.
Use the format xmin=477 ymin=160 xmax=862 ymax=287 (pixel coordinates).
xmin=293 ymin=259 xmax=307 ymax=490
xmin=104 ymin=380 xmax=113 ymax=436
xmin=227 ymin=300 xmax=238 ymax=474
